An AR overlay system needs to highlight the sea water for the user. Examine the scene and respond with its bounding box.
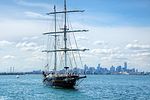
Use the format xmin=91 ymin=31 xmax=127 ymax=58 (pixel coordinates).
xmin=0 ymin=75 xmax=150 ymax=100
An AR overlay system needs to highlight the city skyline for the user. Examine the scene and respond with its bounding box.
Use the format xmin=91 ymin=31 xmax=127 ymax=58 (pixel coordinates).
xmin=2 ymin=62 xmax=144 ymax=75
xmin=0 ymin=0 xmax=150 ymax=72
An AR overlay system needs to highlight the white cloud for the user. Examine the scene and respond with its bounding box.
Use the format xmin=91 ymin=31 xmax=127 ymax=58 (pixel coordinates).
xmin=86 ymin=26 xmax=150 ymax=44
xmin=124 ymin=41 xmax=150 ymax=70
xmin=0 ymin=19 xmax=49 ymax=41
xmin=94 ymin=41 xmax=107 ymax=45
xmin=16 ymin=0 xmax=51 ymax=9
xmin=2 ymin=55 xmax=15 ymax=60
xmin=0 ymin=40 xmax=14 ymax=47
xmin=16 ymin=41 xmax=42 ymax=51
xmin=26 ymin=51 xmax=45 ymax=62
xmin=133 ymin=40 xmax=139 ymax=43
xmin=30 ymin=36 xmax=39 ymax=40
xmin=91 ymin=48 xmax=120 ymax=55
xmin=126 ymin=42 xmax=150 ymax=60
xmin=22 ymin=36 xmax=41 ymax=43
xmin=126 ymin=44 xmax=150 ymax=50
xmin=131 ymin=52 xmax=150 ymax=58
xmin=24 ymin=11 xmax=50 ymax=19
xmin=76 ymin=36 xmax=88 ymax=41
xmin=0 ymin=36 xmax=45 ymax=72
xmin=110 ymin=54 xmax=128 ymax=61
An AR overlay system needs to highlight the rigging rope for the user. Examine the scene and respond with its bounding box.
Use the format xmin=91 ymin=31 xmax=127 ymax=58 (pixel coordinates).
xmin=67 ymin=15 xmax=84 ymax=69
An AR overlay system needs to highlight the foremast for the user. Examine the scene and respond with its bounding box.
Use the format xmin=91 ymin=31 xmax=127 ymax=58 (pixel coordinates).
xmin=43 ymin=0 xmax=88 ymax=72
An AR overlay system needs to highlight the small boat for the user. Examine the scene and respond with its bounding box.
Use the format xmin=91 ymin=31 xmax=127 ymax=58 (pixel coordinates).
xmin=42 ymin=0 xmax=88 ymax=88
xmin=16 ymin=75 xmax=19 ymax=78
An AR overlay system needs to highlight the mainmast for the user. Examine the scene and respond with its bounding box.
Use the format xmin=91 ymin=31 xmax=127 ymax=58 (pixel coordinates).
xmin=54 ymin=5 xmax=57 ymax=71
xmin=64 ymin=0 xmax=67 ymax=68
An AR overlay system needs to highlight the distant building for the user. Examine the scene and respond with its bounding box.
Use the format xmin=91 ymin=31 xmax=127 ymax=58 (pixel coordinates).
xmin=32 ymin=70 xmax=42 ymax=74
xmin=116 ymin=66 xmax=122 ymax=72
xmin=89 ymin=67 xmax=95 ymax=74
xmin=123 ymin=62 xmax=127 ymax=72
xmin=124 ymin=62 xmax=127 ymax=69
xmin=110 ymin=66 xmax=115 ymax=73
xmin=95 ymin=64 xmax=101 ymax=74
xmin=84 ymin=64 xmax=88 ymax=73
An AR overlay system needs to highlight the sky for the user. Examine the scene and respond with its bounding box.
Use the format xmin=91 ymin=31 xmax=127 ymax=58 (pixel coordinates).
xmin=0 ymin=0 xmax=150 ymax=72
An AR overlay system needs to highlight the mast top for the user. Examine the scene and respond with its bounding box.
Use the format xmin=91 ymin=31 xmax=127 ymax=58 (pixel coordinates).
xmin=46 ymin=0 xmax=84 ymax=15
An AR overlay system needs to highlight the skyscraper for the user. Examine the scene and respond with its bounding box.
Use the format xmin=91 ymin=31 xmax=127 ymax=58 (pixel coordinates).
xmin=124 ymin=62 xmax=127 ymax=71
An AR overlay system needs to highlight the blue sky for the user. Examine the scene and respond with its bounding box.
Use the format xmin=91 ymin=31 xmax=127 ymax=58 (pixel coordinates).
xmin=1 ymin=0 xmax=150 ymax=26
xmin=0 ymin=0 xmax=150 ymax=72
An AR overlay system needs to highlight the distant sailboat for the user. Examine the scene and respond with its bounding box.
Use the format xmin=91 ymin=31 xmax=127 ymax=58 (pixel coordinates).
xmin=42 ymin=0 xmax=88 ymax=88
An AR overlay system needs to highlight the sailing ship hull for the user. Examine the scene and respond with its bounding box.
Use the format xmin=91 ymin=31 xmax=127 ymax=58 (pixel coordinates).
xmin=43 ymin=74 xmax=86 ymax=88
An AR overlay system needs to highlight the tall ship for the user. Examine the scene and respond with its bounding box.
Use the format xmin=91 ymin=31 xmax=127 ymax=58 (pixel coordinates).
xmin=42 ymin=0 xmax=88 ymax=88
